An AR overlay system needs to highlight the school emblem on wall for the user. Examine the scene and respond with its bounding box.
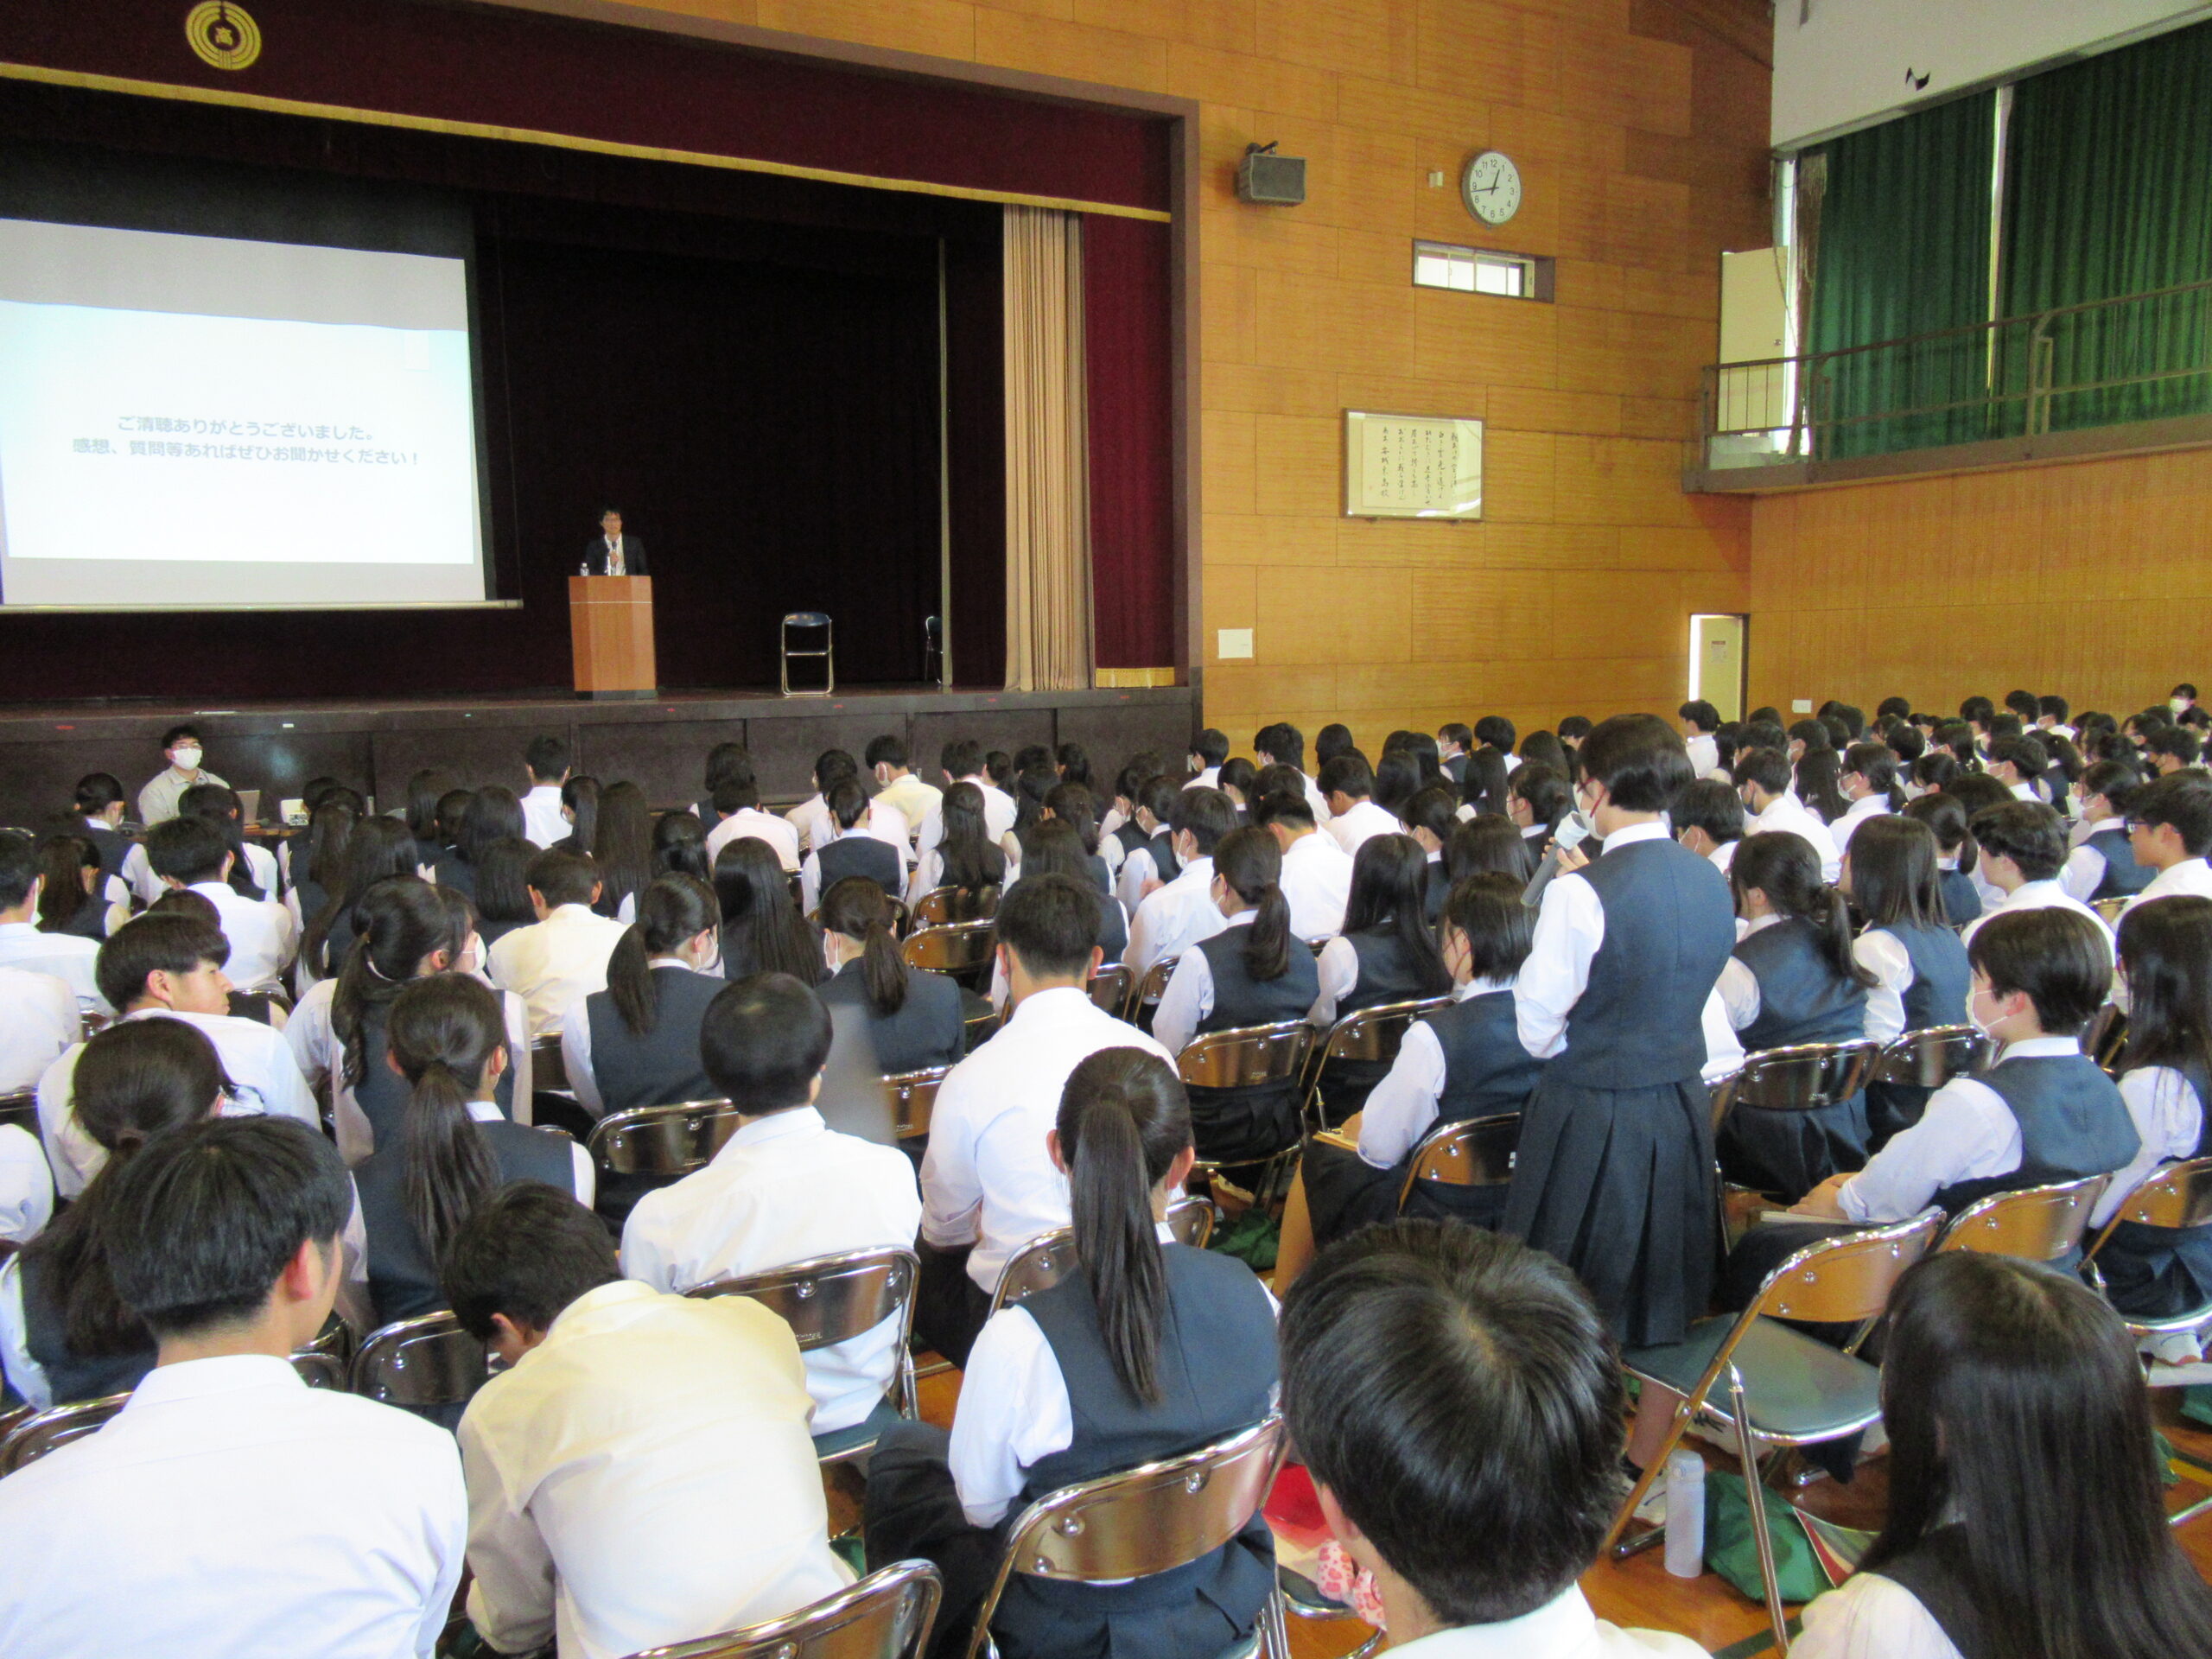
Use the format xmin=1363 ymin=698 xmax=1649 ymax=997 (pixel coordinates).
xmin=185 ymin=2 xmax=263 ymax=72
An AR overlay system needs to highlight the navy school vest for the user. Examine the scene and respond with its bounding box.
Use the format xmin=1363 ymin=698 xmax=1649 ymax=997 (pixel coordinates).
xmin=1732 ymin=918 xmax=1867 ymax=1052
xmin=354 ymin=1120 xmax=576 ymax=1321
xmin=817 ymin=958 xmax=966 ymax=1076
xmin=1425 ymin=989 xmax=1546 ymax=1122
xmin=818 ymin=833 xmax=902 ymax=897
xmin=1878 ymin=921 xmax=1970 ymax=1031
xmin=582 ymin=966 xmax=726 ymax=1114
xmin=1936 ymin=868 xmax=1982 ymax=929
xmin=351 ymin=1000 xmax=516 ymax=1152
xmin=1196 ymin=925 xmax=1321 ymax=1033
xmin=1934 ymin=1053 xmax=2139 ymax=1214
xmin=1147 ymin=830 xmax=1182 ymax=886
xmin=1342 ymin=928 xmax=1444 ymax=1017
xmin=18 ymin=1250 xmax=154 ymax=1407
xmin=2086 ymin=827 xmax=2155 ymax=899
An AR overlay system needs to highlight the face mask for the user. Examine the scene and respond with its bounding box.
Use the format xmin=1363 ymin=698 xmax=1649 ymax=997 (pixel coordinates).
xmin=172 ymin=747 xmax=203 ymax=771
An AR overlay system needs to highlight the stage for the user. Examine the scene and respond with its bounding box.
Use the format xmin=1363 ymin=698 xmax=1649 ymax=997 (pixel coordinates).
xmin=0 ymin=683 xmax=1196 ymax=828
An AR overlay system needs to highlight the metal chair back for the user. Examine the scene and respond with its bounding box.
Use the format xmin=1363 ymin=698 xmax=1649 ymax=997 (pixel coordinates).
xmin=1396 ymin=1112 xmax=1521 ymax=1211
xmin=1874 ymin=1025 xmax=1989 ymax=1087
xmin=531 ymin=1033 xmax=570 ymax=1094
xmin=1174 ymin=1021 xmax=1313 ymax=1091
xmin=291 ymin=1350 xmax=346 ymax=1389
xmin=587 ymin=1099 xmax=743 ymax=1177
xmin=0 ymin=1090 xmax=35 ymax=1135
xmin=621 ymin=1560 xmax=941 ymax=1659
xmin=350 ymin=1311 xmax=492 ymax=1408
xmin=2090 ymin=1155 xmax=2212 ymax=1237
xmin=913 ymin=886 xmax=1000 ymax=927
xmin=962 ymin=1416 xmax=1287 ymax=1659
xmin=1088 ymin=963 xmax=1132 ymax=1015
xmin=780 ymin=612 xmax=835 ymax=697
xmin=1747 ymin=1210 xmax=1945 ymax=1325
xmin=902 ymin=921 xmax=995 ymax=977
xmin=1125 ymin=955 xmax=1178 ymax=1024
xmin=1304 ymin=996 xmax=1450 ymax=1123
xmin=988 ymin=1198 xmax=1214 ymax=1316
xmin=1709 ymin=1039 xmax=1883 ymax=1132
xmin=2083 ymin=1003 xmax=2130 ymax=1074
xmin=1936 ymin=1173 xmax=2112 ymax=1262
xmin=884 ymin=1066 xmax=951 ymax=1141
xmin=2093 ymin=895 xmax=2133 ymax=927
xmin=0 ymin=1392 xmax=129 ymax=1475
xmin=687 ymin=1246 xmax=919 ymax=1359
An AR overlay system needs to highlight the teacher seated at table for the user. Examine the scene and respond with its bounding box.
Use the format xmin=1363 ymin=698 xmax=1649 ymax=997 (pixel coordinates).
xmin=586 ymin=507 xmax=649 ymax=576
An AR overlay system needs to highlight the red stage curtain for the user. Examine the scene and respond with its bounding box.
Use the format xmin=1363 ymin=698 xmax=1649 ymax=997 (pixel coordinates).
xmin=1084 ymin=214 xmax=1175 ymax=670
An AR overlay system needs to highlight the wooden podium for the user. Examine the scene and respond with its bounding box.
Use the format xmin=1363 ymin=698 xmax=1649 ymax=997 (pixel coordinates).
xmin=568 ymin=575 xmax=658 ymax=699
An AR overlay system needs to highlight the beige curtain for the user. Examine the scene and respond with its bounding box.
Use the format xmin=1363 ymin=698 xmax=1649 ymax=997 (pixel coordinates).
xmin=1003 ymin=206 xmax=1093 ymax=691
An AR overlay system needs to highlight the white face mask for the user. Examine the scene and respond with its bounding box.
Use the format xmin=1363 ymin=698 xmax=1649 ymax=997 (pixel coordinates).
xmin=2174 ymin=698 xmax=2191 ymax=716
xmin=171 ymin=746 xmax=203 ymax=772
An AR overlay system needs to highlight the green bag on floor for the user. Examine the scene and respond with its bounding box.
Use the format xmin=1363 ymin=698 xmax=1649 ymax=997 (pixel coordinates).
xmin=2183 ymin=1385 xmax=2212 ymax=1430
xmin=1208 ymin=1207 xmax=1278 ymax=1271
xmin=1703 ymin=1470 xmax=1826 ymax=1606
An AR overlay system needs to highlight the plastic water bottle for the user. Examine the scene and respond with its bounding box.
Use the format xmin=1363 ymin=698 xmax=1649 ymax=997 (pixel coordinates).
xmin=1663 ymin=1449 xmax=1706 ymax=1578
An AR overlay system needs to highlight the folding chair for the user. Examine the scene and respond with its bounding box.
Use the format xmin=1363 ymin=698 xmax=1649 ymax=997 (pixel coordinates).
xmin=884 ymin=1065 xmax=952 ymax=1141
xmin=1395 ymin=1112 xmax=1521 ymax=1220
xmin=961 ymin=1414 xmax=1287 ymax=1659
xmin=531 ymin=1033 xmax=571 ymax=1095
xmin=1175 ymin=1021 xmax=1315 ymax=1205
xmin=903 ymin=921 xmax=996 ymax=990
xmin=1934 ymin=1173 xmax=2113 ymax=1262
xmin=780 ymin=611 xmax=835 ymax=697
xmin=2093 ymin=895 xmax=2133 ymax=928
xmin=1087 ymin=963 xmax=1132 ymax=1016
xmin=1300 ymin=997 xmax=1450 ymax=1133
xmin=2083 ymin=1003 xmax=2130 ymax=1075
xmin=1604 ymin=1210 xmax=1944 ymax=1655
xmin=0 ymin=1392 xmax=128 ymax=1475
xmin=1123 ymin=956 xmax=1178 ymax=1029
xmin=289 ymin=1310 xmax=353 ymax=1389
xmin=587 ymin=1099 xmax=745 ymax=1181
xmin=350 ymin=1311 xmax=493 ymax=1413
xmin=687 ymin=1246 xmax=920 ymax=1463
xmin=619 ymin=1559 xmax=942 ymax=1659
xmin=1872 ymin=1025 xmax=1988 ymax=1090
xmin=1709 ymin=1039 xmax=1884 ymax=1207
xmin=912 ymin=886 xmax=1000 ymax=928
xmin=987 ymin=1197 xmax=1215 ymax=1317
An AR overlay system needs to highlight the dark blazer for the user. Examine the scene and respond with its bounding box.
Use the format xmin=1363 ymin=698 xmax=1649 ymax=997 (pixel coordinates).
xmin=584 ymin=536 xmax=649 ymax=576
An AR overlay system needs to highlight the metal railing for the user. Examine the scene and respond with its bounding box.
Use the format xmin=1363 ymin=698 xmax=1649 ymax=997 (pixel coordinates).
xmin=1700 ymin=276 xmax=2212 ymax=472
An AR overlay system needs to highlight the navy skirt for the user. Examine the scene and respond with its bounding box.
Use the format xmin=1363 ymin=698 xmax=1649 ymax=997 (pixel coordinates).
xmin=1716 ymin=1091 xmax=1870 ymax=1205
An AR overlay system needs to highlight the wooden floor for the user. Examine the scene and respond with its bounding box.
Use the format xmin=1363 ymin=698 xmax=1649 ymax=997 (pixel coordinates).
xmin=850 ymin=1352 xmax=2212 ymax=1658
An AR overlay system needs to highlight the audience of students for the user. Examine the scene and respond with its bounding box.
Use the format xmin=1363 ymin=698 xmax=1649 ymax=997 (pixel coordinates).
xmin=559 ymin=872 xmax=725 ymax=1118
xmin=486 ymin=848 xmax=628 ymax=1035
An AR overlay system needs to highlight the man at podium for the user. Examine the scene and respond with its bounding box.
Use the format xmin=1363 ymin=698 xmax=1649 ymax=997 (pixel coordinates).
xmin=586 ymin=508 xmax=649 ymax=576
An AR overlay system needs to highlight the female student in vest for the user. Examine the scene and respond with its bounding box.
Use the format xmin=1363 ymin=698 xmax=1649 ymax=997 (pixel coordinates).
xmin=1714 ymin=831 xmax=1878 ymax=1199
xmin=1505 ymin=760 xmax=1573 ymax=855
xmin=715 ymin=836 xmax=823 ymax=984
xmin=551 ymin=774 xmax=599 ymax=856
xmin=356 ymin=974 xmax=590 ymax=1325
xmin=0 ymin=1020 xmax=223 ymax=1408
xmin=1274 ymin=873 xmax=1546 ymax=1291
xmin=590 ymin=780 xmax=656 ymax=923
xmin=817 ymin=876 xmax=965 ymax=1076
xmin=1846 ymin=816 xmax=1972 ymax=1147
xmin=864 ymin=1047 xmax=1278 ymax=1659
xmin=1794 ymin=746 xmax=1853 ymax=826
xmin=1398 ymin=784 xmax=1459 ymax=921
xmin=35 ymin=833 xmax=122 ymax=941
xmin=560 ymin=873 xmax=726 ymax=1120
xmin=1903 ymin=793 xmax=1983 ymax=927
xmin=1791 ymin=1252 xmax=2212 ymax=1659
xmin=2063 ymin=760 xmax=2153 ymax=901
xmin=282 ymin=795 xmax=356 ymax=937
xmin=1503 ymin=714 xmax=1737 ymax=1348
xmin=433 ymin=785 xmax=525 ymax=900
xmin=1307 ymin=835 xmax=1452 ymax=1122
xmin=467 ymin=836 xmax=540 ymax=950
xmin=298 ymin=815 xmax=423 ymax=985
xmin=1044 ymin=781 xmax=1119 ymax=890
xmin=1446 ymin=811 xmax=1537 ymax=889
xmin=908 ymin=780 xmax=1007 ymax=915
xmin=1831 ymin=741 xmax=1906 ymax=855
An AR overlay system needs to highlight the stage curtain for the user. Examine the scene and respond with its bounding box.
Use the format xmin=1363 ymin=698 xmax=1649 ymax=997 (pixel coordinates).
xmin=1002 ymin=206 xmax=1094 ymax=693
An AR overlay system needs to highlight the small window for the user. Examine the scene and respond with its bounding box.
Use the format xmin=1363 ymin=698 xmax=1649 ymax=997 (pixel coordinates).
xmin=1411 ymin=240 xmax=1552 ymax=302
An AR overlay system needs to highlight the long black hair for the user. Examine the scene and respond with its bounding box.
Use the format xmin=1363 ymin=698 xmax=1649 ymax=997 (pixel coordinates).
xmin=302 ymin=816 xmax=421 ymax=978
xmin=714 ymin=836 xmax=823 ymax=985
xmin=331 ymin=877 xmax=459 ymax=1089
xmin=1865 ymin=1252 xmax=2212 ymax=1659
xmin=459 ymin=786 xmax=526 ymax=866
xmin=1211 ymin=823 xmax=1293 ymax=982
xmin=1058 ymin=1046 xmax=1195 ymax=1404
xmin=1343 ymin=833 xmax=1449 ymax=995
xmin=1730 ymin=831 xmax=1876 ymax=989
xmin=821 ymin=876 xmax=909 ymax=1016
xmin=1904 ymin=791 xmax=1979 ymax=878
xmin=1446 ymin=815 xmax=1536 ymax=886
xmin=1845 ymin=815 xmax=1945 ymax=931
xmin=1794 ymin=747 xmax=1852 ymax=825
xmin=938 ymin=780 xmax=1006 ymax=893
xmin=605 ymin=873 xmax=721 ymax=1037
xmin=559 ymin=775 xmax=601 ymax=854
xmin=300 ymin=797 xmax=358 ymax=896
xmin=1045 ymin=781 xmax=1103 ymax=855
xmin=22 ymin=1019 xmax=227 ymax=1356
xmin=470 ymin=836 xmax=539 ymax=926
xmin=405 ymin=768 xmax=456 ymax=849
xmin=35 ymin=833 xmax=102 ymax=935
xmin=385 ymin=974 xmax=505 ymax=1272
xmin=1509 ymin=761 xmax=1573 ymax=838
xmin=590 ymin=781 xmax=656 ymax=920
xmin=2116 ymin=896 xmax=2212 ymax=1088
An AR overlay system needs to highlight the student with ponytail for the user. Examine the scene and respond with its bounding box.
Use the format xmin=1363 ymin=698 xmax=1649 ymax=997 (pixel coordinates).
xmin=1845 ymin=816 xmax=1971 ymax=1145
xmin=560 ymin=873 xmax=725 ymax=1119
xmin=1832 ymin=741 xmax=1906 ymax=854
xmin=817 ymin=876 xmax=964 ymax=1074
xmin=1715 ymin=831 xmax=1879 ymax=1198
xmin=865 ymin=1047 xmax=1278 ymax=1659
xmin=1904 ymin=792 xmax=1984 ymax=927
xmin=1307 ymin=834 xmax=1452 ymax=1118
xmin=355 ymin=975 xmax=588 ymax=1324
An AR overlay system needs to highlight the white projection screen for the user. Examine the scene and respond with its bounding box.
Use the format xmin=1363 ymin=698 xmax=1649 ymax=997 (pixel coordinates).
xmin=0 ymin=217 xmax=491 ymax=610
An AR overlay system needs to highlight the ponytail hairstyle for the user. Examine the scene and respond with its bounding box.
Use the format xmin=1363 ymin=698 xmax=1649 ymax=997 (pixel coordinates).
xmin=1044 ymin=782 xmax=1103 ymax=855
xmin=1843 ymin=741 xmax=1906 ymax=810
xmin=938 ymin=780 xmax=1006 ymax=893
xmin=606 ymin=873 xmax=721 ymax=1037
xmin=35 ymin=833 xmax=101 ymax=934
xmin=1343 ymin=833 xmax=1450 ymax=996
xmin=559 ymin=775 xmax=601 ymax=852
xmin=385 ymin=974 xmax=505 ymax=1271
xmin=1401 ymin=784 xmax=1459 ymax=853
xmin=72 ymin=771 xmax=126 ymax=823
xmin=1056 ymin=1046 xmax=1195 ymax=1404
xmin=1913 ymin=750 xmax=1961 ymax=796
xmin=652 ymin=810 xmax=711 ymax=883
xmin=1508 ymin=762 xmax=1573 ymax=837
xmin=820 ymin=876 xmax=909 ymax=1016
xmin=1904 ymin=791 xmax=1979 ymax=877
xmin=331 ymin=877 xmax=460 ymax=1088
xmin=1731 ymin=831 xmax=1876 ymax=988
xmin=302 ymin=816 xmax=422 ymax=979
xmin=23 ymin=1019 xmax=228 ymax=1356
xmin=1211 ymin=823 xmax=1293 ymax=982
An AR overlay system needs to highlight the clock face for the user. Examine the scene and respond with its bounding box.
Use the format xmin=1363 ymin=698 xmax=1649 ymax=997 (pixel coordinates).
xmin=1461 ymin=150 xmax=1522 ymax=226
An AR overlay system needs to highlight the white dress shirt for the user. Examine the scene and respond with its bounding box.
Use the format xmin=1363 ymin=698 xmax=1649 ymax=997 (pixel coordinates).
xmin=1746 ymin=794 xmax=1843 ymax=883
xmin=0 ymin=964 xmax=80 ymax=1091
xmin=1836 ymin=1036 xmax=2088 ymax=1223
xmin=949 ymin=1232 xmax=1274 ymax=1530
xmin=1830 ymin=794 xmax=1891 ymax=857
xmin=188 ymin=879 xmax=298 ymax=990
xmin=706 ymin=805 xmax=803 ymax=873
xmin=459 ymin=1281 xmax=849 ymax=1659
xmin=1685 ymin=733 xmax=1719 ymax=777
xmin=1961 ymin=880 xmax=2113 ymax=959
xmin=1325 ymin=798 xmax=1402 ymax=858
xmin=519 ymin=784 xmax=569 ymax=849
xmin=2060 ymin=817 xmax=2127 ymax=900
xmin=1124 ymin=856 xmax=1227 ymax=975
xmin=1183 ymin=766 xmax=1221 ymax=791
xmin=0 ymin=920 xmax=105 ymax=1012
xmin=136 ymin=765 xmax=230 ymax=827
xmin=0 ymin=1352 xmax=466 ymax=1659
xmin=123 ymin=838 xmax=279 ymax=907
xmin=1714 ymin=912 xmax=1792 ymax=1032
xmin=1791 ymin=1570 xmax=1963 ymax=1659
xmin=918 ymin=776 xmax=1018 ymax=861
xmin=920 ymin=986 xmax=1170 ymax=1294
xmin=488 ymin=904 xmax=630 ymax=1035
xmin=1151 ymin=907 xmax=1253 ymax=1056
xmin=1379 ymin=1587 xmax=1706 ymax=1659
xmin=2126 ymin=856 xmax=2212 ymax=912
xmin=1851 ymin=926 xmax=1918 ymax=1047
xmin=1357 ymin=977 xmax=1516 ymax=1167
xmin=0 ymin=1122 xmax=53 ymax=1244
xmin=39 ymin=1007 xmax=319 ymax=1198
xmin=2098 ymin=1065 xmax=2207 ymax=1226
xmin=1115 ymin=840 xmax=1164 ymax=916
xmin=1280 ymin=829 xmax=1354 ymax=941
xmin=620 ymin=1107 xmax=923 ymax=1434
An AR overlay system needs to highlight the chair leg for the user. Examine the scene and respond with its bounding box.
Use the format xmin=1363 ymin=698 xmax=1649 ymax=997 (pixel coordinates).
xmin=1259 ymin=1589 xmax=1292 ymax=1659
xmin=1604 ymin=1389 xmax=1702 ymax=1556
xmin=1728 ymin=1366 xmax=1790 ymax=1657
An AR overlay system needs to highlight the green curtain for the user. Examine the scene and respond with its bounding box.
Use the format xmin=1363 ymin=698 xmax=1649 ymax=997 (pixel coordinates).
xmin=1807 ymin=92 xmax=1995 ymax=457
xmin=2002 ymin=21 xmax=2212 ymax=432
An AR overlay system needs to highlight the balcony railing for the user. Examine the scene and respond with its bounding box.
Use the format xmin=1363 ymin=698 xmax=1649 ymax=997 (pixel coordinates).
xmin=1698 ymin=277 xmax=2212 ymax=474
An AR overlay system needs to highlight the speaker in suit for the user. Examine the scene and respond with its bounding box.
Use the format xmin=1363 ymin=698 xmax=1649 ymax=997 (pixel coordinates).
xmin=585 ymin=535 xmax=649 ymax=576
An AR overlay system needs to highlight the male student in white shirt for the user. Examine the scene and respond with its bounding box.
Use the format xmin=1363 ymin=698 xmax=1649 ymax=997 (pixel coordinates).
xmin=1255 ymin=721 xmax=1332 ymax=824
xmin=1123 ymin=787 xmax=1241 ymax=976
xmin=487 ymin=849 xmax=629 ymax=1035
xmin=1733 ymin=747 xmax=1841 ymax=883
xmin=0 ymin=964 xmax=80 ymax=1095
xmin=621 ymin=973 xmax=922 ymax=1438
xmin=39 ymin=913 xmax=318 ymax=1198
xmin=1320 ymin=753 xmax=1402 ymax=856
xmin=918 ymin=738 xmax=1019 ymax=862
xmin=1961 ymin=800 xmax=2113 ymax=960
xmin=1678 ymin=699 xmax=1721 ymax=780
xmin=1253 ymin=779 xmax=1352 ymax=940
xmin=865 ymin=733 xmax=944 ymax=830
xmin=136 ymin=722 xmax=228 ymax=827
xmin=0 ymin=1116 xmax=467 ymax=1659
xmin=448 ymin=1184 xmax=849 ymax=1659
xmin=143 ymin=816 xmax=296 ymax=991
xmin=1183 ymin=727 xmax=1229 ymax=791
xmin=702 ymin=758 xmax=804 ymax=873
xmin=519 ymin=734 xmax=572 ymax=849
xmin=918 ymin=874 xmax=1170 ymax=1365
xmin=2122 ymin=769 xmax=2212 ymax=913
xmin=0 ymin=828 xmax=105 ymax=1009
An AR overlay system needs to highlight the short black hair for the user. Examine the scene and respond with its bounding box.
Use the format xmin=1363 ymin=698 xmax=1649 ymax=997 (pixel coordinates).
xmin=104 ymin=1116 xmax=351 ymax=1339
xmin=1313 ymin=723 xmax=1353 ymax=766
xmin=442 ymin=1180 xmax=620 ymax=1341
xmin=160 ymin=724 xmax=201 ymax=750
xmin=525 ymin=848 xmax=599 ymax=907
xmin=96 ymin=912 xmax=230 ymax=1010
xmin=2129 ymin=771 xmax=2212 ymax=857
xmin=701 ymin=973 xmax=834 ymax=1112
xmin=1677 ymin=699 xmax=1719 ymax=732
xmin=144 ymin=816 xmax=231 ymax=886
xmin=74 ymin=772 xmax=126 ymax=815
xmin=2079 ymin=760 xmax=2142 ymax=815
xmin=1556 ymin=715 xmax=1593 ymax=741
xmin=1317 ymin=753 xmax=1374 ymax=801
xmin=1249 ymin=787 xmax=1316 ymax=831
xmin=0 ymin=829 xmax=38 ymax=909
xmin=1578 ymin=713 xmax=1692 ymax=812
xmin=1961 ymin=695 xmax=1995 ymax=726
xmin=1967 ymin=907 xmax=2111 ymax=1036
xmin=1188 ymin=728 xmax=1230 ymax=767
xmin=1171 ymin=785 xmax=1240 ymax=855
xmin=1437 ymin=722 xmax=1472 ymax=749
xmin=1673 ymin=778 xmax=1745 ymax=844
xmin=863 ymin=734 xmax=909 ymax=770
xmin=2039 ymin=694 xmax=2069 ymax=721
xmin=1281 ymin=1222 xmax=1625 ymax=1626
xmin=1969 ymin=802 xmax=2068 ymax=882
xmin=524 ymin=734 xmax=570 ymax=782
xmin=940 ymin=738 xmax=984 ymax=779
xmin=2177 ymin=683 xmax=2201 ymax=701
xmin=1254 ymin=722 xmax=1305 ymax=768
xmin=995 ymin=873 xmax=1101 ymax=979
xmin=1731 ymin=746 xmax=1791 ymax=797
xmin=2147 ymin=726 xmax=2203 ymax=766
xmin=1473 ymin=715 xmax=1517 ymax=750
